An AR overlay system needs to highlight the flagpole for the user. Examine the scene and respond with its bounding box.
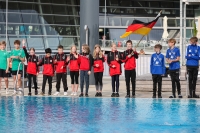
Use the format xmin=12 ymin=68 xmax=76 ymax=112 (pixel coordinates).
xmin=135 ymin=35 xmax=145 ymax=48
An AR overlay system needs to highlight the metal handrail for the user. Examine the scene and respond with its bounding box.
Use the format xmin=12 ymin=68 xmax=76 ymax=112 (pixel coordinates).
xmin=13 ymin=62 xmax=25 ymax=96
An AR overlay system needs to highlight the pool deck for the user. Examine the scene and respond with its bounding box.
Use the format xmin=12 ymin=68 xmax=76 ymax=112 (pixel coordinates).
xmin=1 ymin=73 xmax=200 ymax=99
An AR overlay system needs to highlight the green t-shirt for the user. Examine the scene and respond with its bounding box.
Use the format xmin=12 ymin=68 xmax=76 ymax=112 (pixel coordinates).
xmin=10 ymin=49 xmax=25 ymax=71
xmin=0 ymin=50 xmax=9 ymax=70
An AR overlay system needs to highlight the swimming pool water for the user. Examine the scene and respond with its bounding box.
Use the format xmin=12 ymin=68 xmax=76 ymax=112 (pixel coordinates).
xmin=0 ymin=97 xmax=200 ymax=133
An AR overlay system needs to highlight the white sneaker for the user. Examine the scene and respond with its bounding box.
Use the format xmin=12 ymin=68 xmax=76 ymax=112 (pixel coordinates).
xmin=6 ymin=89 xmax=9 ymax=95
xmin=64 ymin=92 xmax=68 ymax=96
xmin=74 ymin=92 xmax=77 ymax=96
xmin=18 ymin=88 xmax=23 ymax=95
xmin=12 ymin=90 xmax=17 ymax=96
xmin=71 ymin=92 xmax=74 ymax=96
xmin=53 ymin=92 xmax=60 ymax=96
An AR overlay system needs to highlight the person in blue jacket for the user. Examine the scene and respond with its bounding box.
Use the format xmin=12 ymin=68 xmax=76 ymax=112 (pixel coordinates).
xmin=150 ymin=44 xmax=165 ymax=98
xmin=166 ymin=38 xmax=182 ymax=98
xmin=185 ymin=37 xmax=200 ymax=98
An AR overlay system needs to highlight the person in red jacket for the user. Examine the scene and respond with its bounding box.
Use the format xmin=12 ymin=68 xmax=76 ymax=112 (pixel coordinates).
xmin=78 ymin=44 xmax=93 ymax=97
xmin=107 ymin=43 xmax=123 ymax=97
xmin=69 ymin=45 xmax=79 ymax=96
xmin=92 ymin=44 xmax=105 ymax=97
xmin=22 ymin=44 xmax=39 ymax=96
xmin=53 ymin=45 xmax=69 ymax=96
xmin=122 ymin=40 xmax=138 ymax=98
xmin=39 ymin=48 xmax=54 ymax=96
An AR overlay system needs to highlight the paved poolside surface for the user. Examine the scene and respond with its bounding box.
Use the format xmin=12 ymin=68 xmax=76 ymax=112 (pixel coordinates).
xmin=1 ymin=71 xmax=200 ymax=99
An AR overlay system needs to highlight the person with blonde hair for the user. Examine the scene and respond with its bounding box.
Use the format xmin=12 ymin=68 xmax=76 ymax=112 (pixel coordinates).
xmin=107 ymin=43 xmax=123 ymax=97
xmin=91 ymin=44 xmax=105 ymax=97
xmin=69 ymin=45 xmax=79 ymax=96
xmin=78 ymin=44 xmax=93 ymax=97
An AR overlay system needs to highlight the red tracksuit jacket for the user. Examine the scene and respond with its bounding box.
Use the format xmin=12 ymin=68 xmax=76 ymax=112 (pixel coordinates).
xmin=78 ymin=53 xmax=92 ymax=71
xmin=23 ymin=47 xmax=39 ymax=75
xmin=122 ymin=49 xmax=138 ymax=70
xmin=107 ymin=51 xmax=123 ymax=76
xmin=69 ymin=53 xmax=79 ymax=71
xmin=92 ymin=54 xmax=105 ymax=73
xmin=39 ymin=56 xmax=54 ymax=76
xmin=54 ymin=53 xmax=68 ymax=73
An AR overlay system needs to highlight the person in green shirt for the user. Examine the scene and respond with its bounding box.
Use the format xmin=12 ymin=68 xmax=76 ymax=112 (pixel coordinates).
xmin=0 ymin=41 xmax=10 ymax=95
xmin=10 ymin=40 xmax=25 ymax=95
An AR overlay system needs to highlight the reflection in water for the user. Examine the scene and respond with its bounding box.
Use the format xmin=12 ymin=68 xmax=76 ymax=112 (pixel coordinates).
xmin=0 ymin=97 xmax=200 ymax=133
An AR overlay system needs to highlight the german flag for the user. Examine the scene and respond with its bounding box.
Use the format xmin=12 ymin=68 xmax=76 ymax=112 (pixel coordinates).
xmin=120 ymin=11 xmax=161 ymax=38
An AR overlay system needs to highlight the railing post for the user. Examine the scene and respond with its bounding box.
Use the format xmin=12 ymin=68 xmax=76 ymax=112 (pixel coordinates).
xmin=22 ymin=63 xmax=24 ymax=96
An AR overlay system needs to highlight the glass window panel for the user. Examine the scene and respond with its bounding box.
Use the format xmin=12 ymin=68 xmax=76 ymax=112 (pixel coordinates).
xmin=54 ymin=26 xmax=78 ymax=36
xmin=41 ymin=5 xmax=52 ymax=14
xmin=0 ymin=1 xmax=6 ymax=12
xmin=168 ymin=19 xmax=176 ymax=27
xmin=148 ymin=29 xmax=163 ymax=41
xmin=0 ymin=12 xmax=5 ymax=22
xmin=59 ymin=37 xmax=79 ymax=49
xmin=21 ymin=14 xmax=40 ymax=23
xmin=45 ymin=25 xmax=59 ymax=35
xmin=99 ymin=17 xmax=108 ymax=26
xmin=186 ymin=19 xmax=195 ymax=27
xmin=8 ymin=13 xmax=22 ymax=23
xmin=29 ymin=25 xmax=43 ymax=35
xmin=42 ymin=15 xmax=54 ymax=24
xmin=52 ymin=0 xmax=67 ymax=4
xmin=148 ymin=2 xmax=160 ymax=8
xmin=160 ymin=2 xmax=174 ymax=8
xmin=120 ymin=1 xmax=132 ymax=7
xmin=54 ymin=16 xmax=68 ymax=24
xmin=122 ymin=18 xmax=132 ymax=26
xmin=7 ymin=24 xmax=43 ymax=36
xmin=52 ymin=5 xmax=67 ymax=14
xmin=8 ymin=2 xmax=20 ymax=12
xmin=109 ymin=0 xmax=119 ymax=6
xmin=68 ymin=16 xmax=79 ymax=25
xmin=133 ymin=1 xmax=146 ymax=7
xmin=109 ymin=17 xmax=121 ymax=26
xmin=46 ymin=37 xmax=60 ymax=49
xmin=0 ymin=24 xmax=6 ymax=34
xmin=109 ymin=8 xmax=120 ymax=13
xmin=40 ymin=0 xmax=51 ymax=3
xmin=26 ymin=37 xmax=45 ymax=50
xmin=19 ymin=3 xmax=39 ymax=14
xmin=100 ymin=0 xmax=105 ymax=6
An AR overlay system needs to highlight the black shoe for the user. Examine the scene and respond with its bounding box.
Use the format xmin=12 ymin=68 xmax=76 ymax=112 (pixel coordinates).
xmin=152 ymin=95 xmax=156 ymax=98
xmin=35 ymin=90 xmax=38 ymax=95
xmin=193 ymin=94 xmax=199 ymax=98
xmin=131 ymin=95 xmax=135 ymax=98
xmin=178 ymin=95 xmax=182 ymax=98
xmin=125 ymin=95 xmax=130 ymax=98
xmin=158 ymin=95 xmax=162 ymax=98
xmin=85 ymin=94 xmax=89 ymax=97
xmin=95 ymin=92 xmax=99 ymax=97
xmin=79 ymin=93 xmax=84 ymax=97
xmin=188 ymin=95 xmax=192 ymax=98
xmin=48 ymin=92 xmax=52 ymax=96
xmin=28 ymin=92 xmax=31 ymax=96
xmin=115 ymin=93 xmax=119 ymax=97
xmin=169 ymin=95 xmax=176 ymax=98
xmin=111 ymin=93 xmax=115 ymax=97
xmin=98 ymin=92 xmax=102 ymax=97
